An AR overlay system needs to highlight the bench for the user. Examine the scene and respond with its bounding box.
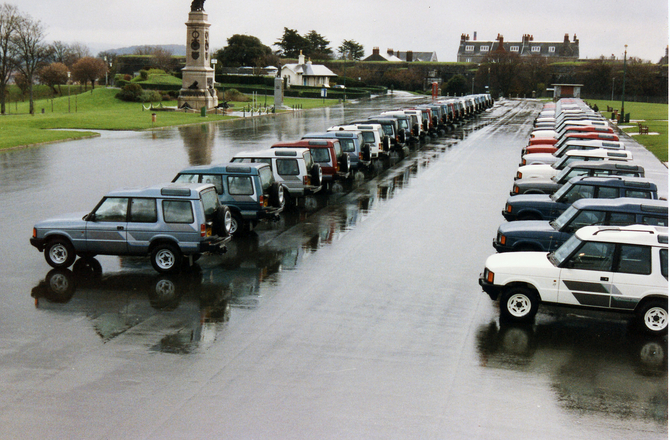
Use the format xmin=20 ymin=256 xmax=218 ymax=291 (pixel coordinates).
xmin=638 ymin=122 xmax=649 ymax=135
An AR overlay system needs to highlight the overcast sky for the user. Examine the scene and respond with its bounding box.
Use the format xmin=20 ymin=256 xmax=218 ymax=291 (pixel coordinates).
xmin=16 ymin=0 xmax=669 ymax=62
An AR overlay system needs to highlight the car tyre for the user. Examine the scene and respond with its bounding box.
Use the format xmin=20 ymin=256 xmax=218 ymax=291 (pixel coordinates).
xmin=213 ymin=205 xmax=232 ymax=237
xmin=151 ymin=243 xmax=182 ymax=274
xmin=637 ymin=299 xmax=668 ymax=335
xmin=270 ymin=183 xmax=285 ymax=209
xmin=310 ymin=163 xmax=323 ymax=187
xmin=230 ymin=212 xmax=246 ymax=236
xmin=339 ymin=154 xmax=350 ymax=174
xmin=44 ymin=238 xmax=76 ymax=269
xmin=500 ymin=287 xmax=539 ymax=322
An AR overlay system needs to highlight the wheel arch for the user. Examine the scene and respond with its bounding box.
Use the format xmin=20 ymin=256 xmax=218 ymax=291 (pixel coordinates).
xmin=43 ymin=233 xmax=75 ymax=250
xmin=148 ymin=237 xmax=181 ymax=254
xmin=634 ymin=295 xmax=668 ymax=314
xmin=502 ymin=282 xmax=540 ymax=299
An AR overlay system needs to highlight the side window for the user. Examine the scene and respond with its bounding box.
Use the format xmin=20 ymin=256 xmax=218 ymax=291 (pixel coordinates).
xmin=201 ymin=174 xmax=224 ymax=195
xmin=643 ymin=216 xmax=668 ymax=227
xmin=566 ymin=241 xmax=615 ymax=271
xmin=566 ymin=210 xmax=606 ymax=232
xmin=625 ymin=189 xmax=652 ymax=199
xmin=129 ymin=198 xmax=157 ymax=223
xmin=596 ymin=186 xmax=619 ymax=199
xmin=660 ymin=249 xmax=668 ymax=278
xmin=277 ymin=159 xmax=300 ymax=176
xmin=93 ymin=197 xmax=128 ymax=222
xmin=227 ymin=176 xmax=254 ymax=195
xmin=563 ymin=185 xmax=595 ymax=204
xmin=162 ymin=200 xmax=194 ymax=223
xmin=311 ymin=148 xmax=331 ymax=163
xmin=607 ymin=212 xmax=636 ymax=226
xmin=616 ymin=244 xmax=651 ymax=275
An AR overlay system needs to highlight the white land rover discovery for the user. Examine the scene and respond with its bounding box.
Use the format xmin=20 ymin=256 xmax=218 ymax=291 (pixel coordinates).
xmin=479 ymin=225 xmax=668 ymax=334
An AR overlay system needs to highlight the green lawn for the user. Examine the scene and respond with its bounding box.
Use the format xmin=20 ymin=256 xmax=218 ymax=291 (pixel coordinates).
xmin=0 ymin=88 xmax=340 ymax=150
xmin=585 ymin=99 xmax=668 ymax=162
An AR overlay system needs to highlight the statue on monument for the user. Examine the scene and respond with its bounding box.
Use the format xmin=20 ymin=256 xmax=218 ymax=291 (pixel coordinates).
xmin=190 ymin=0 xmax=205 ymax=11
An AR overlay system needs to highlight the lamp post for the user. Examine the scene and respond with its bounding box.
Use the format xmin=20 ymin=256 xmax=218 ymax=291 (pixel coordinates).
xmin=104 ymin=56 xmax=108 ymax=86
xmin=611 ymin=77 xmax=615 ymax=101
xmin=67 ymin=71 xmax=71 ymax=113
xmin=621 ymin=45 xmax=627 ymax=123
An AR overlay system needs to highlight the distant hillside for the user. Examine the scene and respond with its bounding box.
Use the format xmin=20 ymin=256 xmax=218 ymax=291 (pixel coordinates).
xmin=108 ymin=44 xmax=186 ymax=56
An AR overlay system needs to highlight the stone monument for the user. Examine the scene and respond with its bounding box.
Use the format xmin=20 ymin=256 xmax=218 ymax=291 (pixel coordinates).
xmin=178 ymin=0 xmax=218 ymax=110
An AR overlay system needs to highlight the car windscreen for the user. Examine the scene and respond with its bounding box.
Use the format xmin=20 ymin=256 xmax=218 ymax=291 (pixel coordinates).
xmin=361 ymin=131 xmax=375 ymax=144
xmin=549 ymin=234 xmax=582 ymax=266
xmin=311 ymin=148 xmax=331 ymax=163
xmin=339 ymin=138 xmax=355 ymax=153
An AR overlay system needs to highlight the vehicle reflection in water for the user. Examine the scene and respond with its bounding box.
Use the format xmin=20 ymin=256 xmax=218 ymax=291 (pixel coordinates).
xmin=31 ymin=261 xmax=231 ymax=354
xmin=28 ymin=111 xmax=487 ymax=352
xmin=476 ymin=317 xmax=668 ymax=425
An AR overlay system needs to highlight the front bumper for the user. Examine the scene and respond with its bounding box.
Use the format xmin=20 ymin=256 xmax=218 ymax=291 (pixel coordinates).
xmin=502 ymin=210 xmax=517 ymax=221
xmin=478 ymin=275 xmax=501 ymax=301
xmin=30 ymin=237 xmax=46 ymax=251
xmin=492 ymin=238 xmax=512 ymax=253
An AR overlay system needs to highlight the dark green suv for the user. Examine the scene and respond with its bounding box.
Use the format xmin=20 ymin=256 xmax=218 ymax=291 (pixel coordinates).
xmin=174 ymin=163 xmax=285 ymax=235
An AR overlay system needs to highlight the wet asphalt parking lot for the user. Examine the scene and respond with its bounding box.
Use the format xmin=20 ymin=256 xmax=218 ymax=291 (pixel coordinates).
xmin=0 ymin=96 xmax=667 ymax=439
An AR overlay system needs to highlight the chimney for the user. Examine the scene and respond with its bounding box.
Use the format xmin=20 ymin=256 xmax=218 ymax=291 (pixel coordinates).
xmin=407 ymin=50 xmax=413 ymax=62
xmin=373 ymin=47 xmax=379 ymax=56
xmin=522 ymin=34 xmax=529 ymax=44
xmin=564 ymin=33 xmax=570 ymax=43
xmin=298 ymin=50 xmax=305 ymax=65
xmin=573 ymin=33 xmax=578 ymax=42
xmin=387 ymin=48 xmax=394 ymax=56
xmin=473 ymin=31 xmax=477 ymax=41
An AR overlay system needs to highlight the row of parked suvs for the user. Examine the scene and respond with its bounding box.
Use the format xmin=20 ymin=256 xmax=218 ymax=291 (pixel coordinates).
xmin=478 ymin=98 xmax=668 ymax=335
xmin=30 ymin=94 xmax=494 ymax=275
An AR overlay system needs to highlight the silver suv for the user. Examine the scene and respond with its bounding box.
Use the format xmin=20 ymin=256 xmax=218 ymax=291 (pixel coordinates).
xmin=30 ymin=183 xmax=232 ymax=273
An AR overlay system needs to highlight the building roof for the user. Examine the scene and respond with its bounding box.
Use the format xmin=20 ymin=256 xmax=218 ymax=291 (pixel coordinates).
xmin=395 ymin=51 xmax=438 ymax=62
xmin=457 ymin=33 xmax=579 ymax=62
xmin=281 ymin=62 xmax=336 ymax=77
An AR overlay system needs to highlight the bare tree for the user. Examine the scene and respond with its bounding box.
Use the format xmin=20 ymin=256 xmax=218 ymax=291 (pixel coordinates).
xmin=12 ymin=12 xmax=51 ymax=114
xmin=151 ymin=46 xmax=176 ymax=72
xmin=0 ymin=3 xmax=22 ymax=115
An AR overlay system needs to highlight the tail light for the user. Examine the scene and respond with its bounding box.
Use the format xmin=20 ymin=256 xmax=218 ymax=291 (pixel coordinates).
xmin=359 ymin=152 xmax=363 ymax=160
xmin=303 ymin=175 xmax=310 ymax=185
xmin=200 ymin=224 xmax=207 ymax=237
xmin=259 ymin=195 xmax=266 ymax=207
